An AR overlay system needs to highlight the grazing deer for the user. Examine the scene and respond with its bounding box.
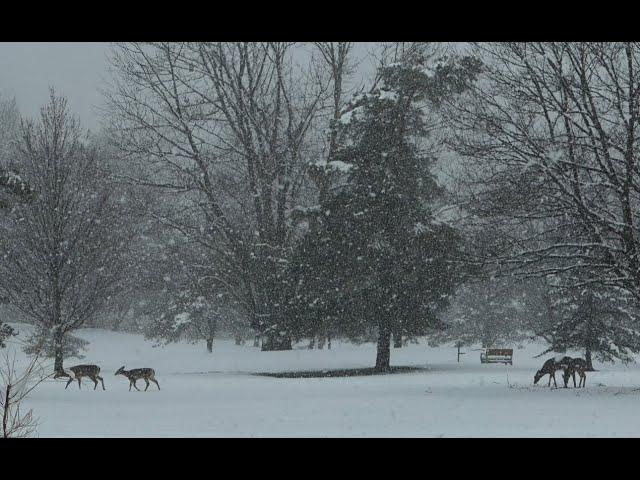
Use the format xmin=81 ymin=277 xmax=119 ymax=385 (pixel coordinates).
xmin=53 ymin=364 xmax=105 ymax=390
xmin=115 ymin=366 xmax=160 ymax=391
xmin=534 ymin=356 xmax=572 ymax=388
xmin=562 ymin=357 xmax=588 ymax=388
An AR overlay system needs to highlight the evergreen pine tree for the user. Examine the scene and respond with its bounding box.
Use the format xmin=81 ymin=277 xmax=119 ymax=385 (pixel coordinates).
xmin=0 ymin=320 xmax=15 ymax=348
xmin=540 ymin=285 xmax=640 ymax=370
xmin=288 ymin=56 xmax=480 ymax=371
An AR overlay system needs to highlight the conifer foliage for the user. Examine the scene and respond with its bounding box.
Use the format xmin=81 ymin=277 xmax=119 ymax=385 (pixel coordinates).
xmin=287 ymin=55 xmax=481 ymax=370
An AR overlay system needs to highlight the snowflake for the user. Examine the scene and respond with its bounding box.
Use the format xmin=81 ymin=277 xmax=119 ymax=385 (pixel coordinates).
xmin=413 ymin=222 xmax=427 ymax=235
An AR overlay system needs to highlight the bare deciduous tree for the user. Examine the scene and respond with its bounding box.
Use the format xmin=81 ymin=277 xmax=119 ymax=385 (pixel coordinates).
xmin=105 ymin=42 xmax=331 ymax=350
xmin=1 ymin=349 xmax=49 ymax=438
xmin=447 ymin=43 xmax=640 ymax=300
xmin=0 ymin=91 xmax=134 ymax=372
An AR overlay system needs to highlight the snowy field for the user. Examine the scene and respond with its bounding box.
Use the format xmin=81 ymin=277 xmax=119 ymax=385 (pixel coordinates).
xmin=5 ymin=322 xmax=640 ymax=437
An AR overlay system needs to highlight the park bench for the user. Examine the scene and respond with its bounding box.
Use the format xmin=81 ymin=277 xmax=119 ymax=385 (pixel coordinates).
xmin=480 ymin=348 xmax=513 ymax=365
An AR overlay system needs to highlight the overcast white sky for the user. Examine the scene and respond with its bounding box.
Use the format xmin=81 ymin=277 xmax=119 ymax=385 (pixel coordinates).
xmin=0 ymin=42 xmax=378 ymax=132
xmin=0 ymin=42 xmax=111 ymax=130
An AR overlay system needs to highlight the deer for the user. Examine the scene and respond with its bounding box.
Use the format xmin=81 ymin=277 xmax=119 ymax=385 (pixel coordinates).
xmin=53 ymin=364 xmax=105 ymax=390
xmin=562 ymin=357 xmax=588 ymax=388
xmin=115 ymin=366 xmax=160 ymax=391
xmin=534 ymin=356 xmax=573 ymax=388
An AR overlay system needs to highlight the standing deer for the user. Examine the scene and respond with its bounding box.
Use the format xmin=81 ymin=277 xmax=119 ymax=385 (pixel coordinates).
xmin=562 ymin=357 xmax=588 ymax=388
xmin=115 ymin=366 xmax=160 ymax=391
xmin=534 ymin=356 xmax=573 ymax=388
xmin=54 ymin=364 xmax=105 ymax=390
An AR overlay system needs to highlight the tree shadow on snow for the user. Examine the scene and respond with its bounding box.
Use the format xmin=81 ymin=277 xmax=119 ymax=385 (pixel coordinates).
xmin=255 ymin=365 xmax=429 ymax=378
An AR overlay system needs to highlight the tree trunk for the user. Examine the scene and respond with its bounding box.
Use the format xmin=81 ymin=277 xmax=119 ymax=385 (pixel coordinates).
xmin=394 ymin=333 xmax=402 ymax=348
xmin=54 ymin=348 xmax=64 ymax=374
xmin=317 ymin=335 xmax=325 ymax=350
xmin=261 ymin=334 xmax=292 ymax=351
xmin=2 ymin=384 xmax=10 ymax=438
xmin=253 ymin=335 xmax=260 ymax=348
xmin=308 ymin=336 xmax=315 ymax=349
xmin=585 ymin=346 xmax=595 ymax=371
xmin=375 ymin=323 xmax=391 ymax=372
xmin=206 ymin=318 xmax=216 ymax=353
xmin=53 ymin=328 xmax=64 ymax=374
xmin=327 ymin=333 xmax=331 ymax=350
xmin=235 ymin=335 xmax=244 ymax=346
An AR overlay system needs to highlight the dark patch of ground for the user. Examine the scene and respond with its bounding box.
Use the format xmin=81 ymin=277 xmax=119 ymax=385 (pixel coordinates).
xmin=255 ymin=365 xmax=428 ymax=378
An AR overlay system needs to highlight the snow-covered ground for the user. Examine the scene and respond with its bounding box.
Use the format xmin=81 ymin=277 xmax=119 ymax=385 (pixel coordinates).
xmin=5 ymin=322 xmax=640 ymax=437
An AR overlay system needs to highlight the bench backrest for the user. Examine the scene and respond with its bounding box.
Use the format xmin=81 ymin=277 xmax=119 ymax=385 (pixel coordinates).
xmin=486 ymin=349 xmax=513 ymax=356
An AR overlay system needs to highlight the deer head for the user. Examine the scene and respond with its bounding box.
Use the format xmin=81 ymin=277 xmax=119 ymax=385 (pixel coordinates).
xmin=115 ymin=366 xmax=125 ymax=376
xmin=533 ymin=369 xmax=544 ymax=384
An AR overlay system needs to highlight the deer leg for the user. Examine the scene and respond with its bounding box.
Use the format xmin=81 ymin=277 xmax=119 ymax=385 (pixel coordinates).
xmin=151 ymin=378 xmax=160 ymax=390
xmin=65 ymin=377 xmax=74 ymax=389
xmin=548 ymin=374 xmax=551 ymax=387
xmin=144 ymin=378 xmax=150 ymax=391
xmin=132 ymin=379 xmax=140 ymax=391
xmin=98 ymin=376 xmax=105 ymax=390
xmin=552 ymin=372 xmax=557 ymax=388
xmin=91 ymin=376 xmax=98 ymax=390
xmin=77 ymin=378 xmax=82 ymax=390
xmin=129 ymin=380 xmax=132 ymax=391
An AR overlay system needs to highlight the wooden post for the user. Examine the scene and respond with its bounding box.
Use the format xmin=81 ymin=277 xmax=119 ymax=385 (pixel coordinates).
xmin=455 ymin=341 xmax=466 ymax=363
